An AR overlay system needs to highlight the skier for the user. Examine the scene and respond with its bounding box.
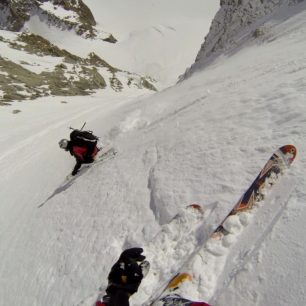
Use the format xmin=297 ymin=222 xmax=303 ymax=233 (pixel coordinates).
xmin=96 ymin=247 xmax=150 ymax=306
xmin=58 ymin=129 xmax=100 ymax=176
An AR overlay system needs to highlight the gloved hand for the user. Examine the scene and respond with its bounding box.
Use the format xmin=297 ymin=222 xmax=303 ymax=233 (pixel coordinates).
xmin=119 ymin=247 xmax=146 ymax=262
xmin=106 ymin=248 xmax=149 ymax=298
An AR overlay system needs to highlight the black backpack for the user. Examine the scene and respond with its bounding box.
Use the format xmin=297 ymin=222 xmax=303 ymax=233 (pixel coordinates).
xmin=70 ymin=130 xmax=98 ymax=147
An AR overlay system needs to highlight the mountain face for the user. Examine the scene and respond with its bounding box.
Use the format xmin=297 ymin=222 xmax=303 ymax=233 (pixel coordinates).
xmin=0 ymin=0 xmax=101 ymax=39
xmin=0 ymin=0 xmax=156 ymax=104
xmin=183 ymin=0 xmax=305 ymax=78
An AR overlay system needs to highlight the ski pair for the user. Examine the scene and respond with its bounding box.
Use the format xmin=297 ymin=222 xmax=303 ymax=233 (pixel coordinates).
xmin=149 ymin=145 xmax=297 ymax=306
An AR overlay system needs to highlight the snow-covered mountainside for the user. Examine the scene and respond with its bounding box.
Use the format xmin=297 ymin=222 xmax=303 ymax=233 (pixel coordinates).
xmin=0 ymin=29 xmax=156 ymax=104
xmin=184 ymin=0 xmax=305 ymax=78
xmin=0 ymin=0 xmax=109 ymax=39
xmin=0 ymin=0 xmax=218 ymax=103
xmin=0 ymin=0 xmax=158 ymax=103
xmin=28 ymin=0 xmax=219 ymax=88
xmin=1 ymin=1 xmax=306 ymax=306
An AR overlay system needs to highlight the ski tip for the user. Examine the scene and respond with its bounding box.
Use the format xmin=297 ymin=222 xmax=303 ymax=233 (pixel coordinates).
xmin=186 ymin=204 xmax=204 ymax=214
xmin=167 ymin=273 xmax=193 ymax=290
xmin=279 ymin=145 xmax=297 ymax=163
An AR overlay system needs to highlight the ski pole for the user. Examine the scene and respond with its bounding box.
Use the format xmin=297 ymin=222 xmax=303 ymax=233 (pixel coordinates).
xmin=69 ymin=122 xmax=87 ymax=131
xmin=80 ymin=122 xmax=86 ymax=131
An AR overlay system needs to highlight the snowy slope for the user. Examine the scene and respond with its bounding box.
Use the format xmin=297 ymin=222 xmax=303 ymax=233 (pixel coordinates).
xmin=1 ymin=2 xmax=306 ymax=306
xmin=28 ymin=0 xmax=220 ymax=87
xmin=184 ymin=0 xmax=305 ymax=79
xmin=1 ymin=0 xmax=218 ymax=104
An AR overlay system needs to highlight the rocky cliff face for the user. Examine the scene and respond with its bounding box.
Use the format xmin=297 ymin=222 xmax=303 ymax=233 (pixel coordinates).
xmin=0 ymin=0 xmax=101 ymax=39
xmin=183 ymin=0 xmax=305 ymax=78
xmin=0 ymin=32 xmax=156 ymax=104
xmin=0 ymin=0 xmax=32 ymax=32
xmin=0 ymin=1 xmax=156 ymax=104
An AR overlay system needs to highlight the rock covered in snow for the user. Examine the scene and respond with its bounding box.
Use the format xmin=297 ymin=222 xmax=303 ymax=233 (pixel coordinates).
xmin=0 ymin=31 xmax=156 ymax=104
xmin=0 ymin=1 xmax=157 ymax=103
xmin=0 ymin=0 xmax=107 ymax=39
xmin=183 ymin=0 xmax=305 ymax=79
xmin=0 ymin=0 xmax=33 ymax=32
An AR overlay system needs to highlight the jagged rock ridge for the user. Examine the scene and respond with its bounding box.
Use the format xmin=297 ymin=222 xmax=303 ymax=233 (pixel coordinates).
xmin=183 ymin=0 xmax=305 ymax=79
xmin=0 ymin=0 xmax=116 ymax=41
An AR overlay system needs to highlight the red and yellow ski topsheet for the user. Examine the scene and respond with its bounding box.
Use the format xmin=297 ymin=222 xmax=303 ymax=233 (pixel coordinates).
xmin=150 ymin=145 xmax=297 ymax=306
xmin=213 ymin=145 xmax=297 ymax=236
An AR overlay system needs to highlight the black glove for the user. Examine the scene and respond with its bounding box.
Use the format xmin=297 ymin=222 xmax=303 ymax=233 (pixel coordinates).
xmin=119 ymin=247 xmax=146 ymax=262
xmin=72 ymin=159 xmax=82 ymax=176
xmin=106 ymin=248 xmax=147 ymax=296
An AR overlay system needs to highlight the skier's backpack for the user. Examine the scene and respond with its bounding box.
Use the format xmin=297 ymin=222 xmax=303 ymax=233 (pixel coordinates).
xmin=70 ymin=129 xmax=98 ymax=147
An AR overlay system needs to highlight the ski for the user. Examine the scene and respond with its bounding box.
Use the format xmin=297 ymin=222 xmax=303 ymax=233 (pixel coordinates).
xmin=38 ymin=145 xmax=116 ymax=208
xmin=211 ymin=144 xmax=296 ymax=238
xmin=64 ymin=145 xmax=116 ymax=181
xmin=148 ymin=145 xmax=297 ymax=306
xmin=158 ymin=294 xmax=211 ymax=306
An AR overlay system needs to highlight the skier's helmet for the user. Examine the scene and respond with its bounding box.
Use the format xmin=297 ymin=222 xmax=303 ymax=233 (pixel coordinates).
xmin=59 ymin=139 xmax=69 ymax=150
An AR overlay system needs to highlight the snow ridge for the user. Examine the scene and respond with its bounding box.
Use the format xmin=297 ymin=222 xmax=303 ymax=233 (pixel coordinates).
xmin=183 ymin=0 xmax=305 ymax=79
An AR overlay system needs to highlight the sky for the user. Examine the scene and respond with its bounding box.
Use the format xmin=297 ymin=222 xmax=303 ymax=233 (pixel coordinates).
xmin=1 ymin=1 xmax=306 ymax=306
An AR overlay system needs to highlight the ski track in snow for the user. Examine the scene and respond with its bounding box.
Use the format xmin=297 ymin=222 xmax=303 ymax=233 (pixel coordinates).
xmin=208 ymin=176 xmax=297 ymax=305
xmin=135 ymin=168 xmax=297 ymax=306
